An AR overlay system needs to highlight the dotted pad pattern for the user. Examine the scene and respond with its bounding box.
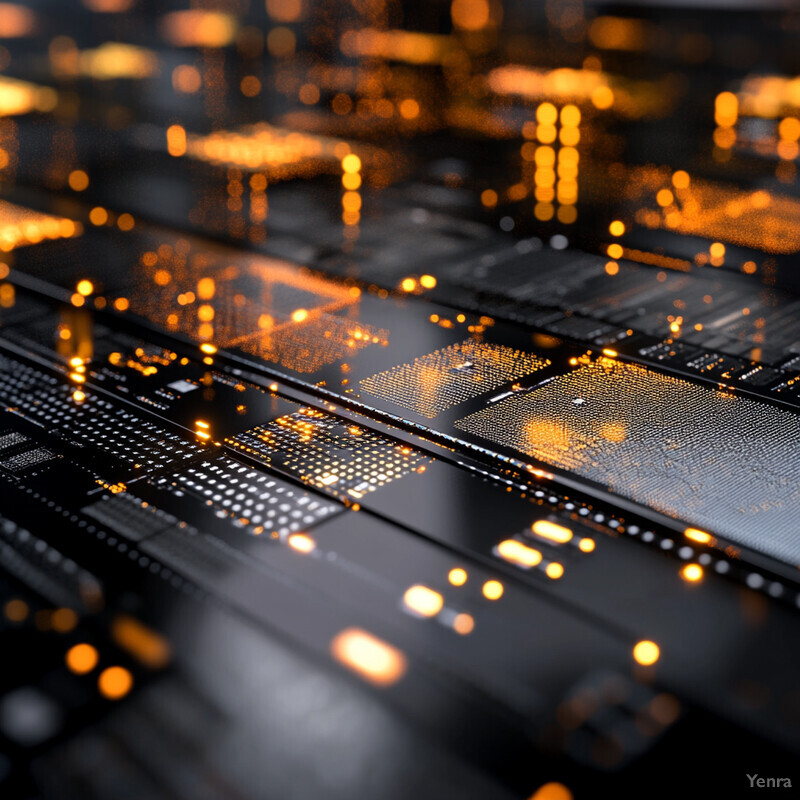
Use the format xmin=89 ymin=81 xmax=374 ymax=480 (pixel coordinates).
xmin=0 ymin=357 xmax=201 ymax=471
xmin=360 ymin=340 xmax=550 ymax=418
xmin=228 ymin=409 xmax=431 ymax=499
xmin=158 ymin=454 xmax=341 ymax=536
xmin=456 ymin=359 xmax=800 ymax=565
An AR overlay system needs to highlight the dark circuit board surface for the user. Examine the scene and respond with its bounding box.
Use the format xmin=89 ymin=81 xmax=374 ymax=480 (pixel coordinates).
xmin=0 ymin=2 xmax=799 ymax=799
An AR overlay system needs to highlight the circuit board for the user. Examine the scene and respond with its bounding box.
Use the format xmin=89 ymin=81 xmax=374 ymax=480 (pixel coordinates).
xmin=0 ymin=3 xmax=799 ymax=800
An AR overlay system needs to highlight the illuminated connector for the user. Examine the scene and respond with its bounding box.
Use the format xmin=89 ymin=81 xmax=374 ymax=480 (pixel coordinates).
xmin=287 ymin=533 xmax=316 ymax=553
xmin=330 ymin=628 xmax=406 ymax=687
xmin=633 ymin=640 xmax=660 ymax=666
xmin=684 ymin=527 xmax=714 ymax=545
xmin=531 ymin=520 xmax=573 ymax=544
xmin=496 ymin=539 xmax=543 ymax=568
xmin=402 ymin=585 xmax=443 ymax=617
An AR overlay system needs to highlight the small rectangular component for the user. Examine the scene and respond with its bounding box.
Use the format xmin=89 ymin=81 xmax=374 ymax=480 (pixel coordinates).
xmin=160 ymin=454 xmax=340 ymax=536
xmin=0 ymin=447 xmax=57 ymax=473
xmin=360 ymin=340 xmax=550 ymax=418
xmin=0 ymin=431 xmax=28 ymax=453
xmin=456 ymin=358 xmax=800 ymax=567
xmin=82 ymin=493 xmax=179 ymax=542
xmin=228 ymin=409 xmax=431 ymax=499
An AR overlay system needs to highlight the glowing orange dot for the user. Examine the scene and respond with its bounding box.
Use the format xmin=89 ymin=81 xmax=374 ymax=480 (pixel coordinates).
xmin=680 ymin=563 xmax=704 ymax=583
xmin=578 ymin=538 xmax=595 ymax=553
xmin=4 ymin=598 xmax=28 ymax=622
xmin=98 ymin=666 xmax=133 ymax=699
xmin=633 ymin=640 xmax=660 ymax=666
xmin=197 ymin=304 xmax=215 ymax=322
xmin=672 ymin=170 xmax=690 ymax=189
xmin=240 ymin=75 xmax=261 ymax=97
xmin=342 ymin=154 xmax=361 ymax=173
xmin=197 ymin=277 xmax=215 ymax=300
xmin=591 ymin=85 xmax=614 ymax=109
xmin=714 ymin=91 xmax=738 ymax=127
xmin=608 ymin=220 xmax=625 ymax=236
xmin=560 ymin=104 xmax=580 ymax=127
xmin=117 ymin=213 xmax=134 ymax=231
xmin=288 ymin=533 xmax=315 ymax=553
xmin=291 ymin=308 xmax=309 ymax=323
xmin=607 ymin=243 xmax=623 ymax=259
xmin=77 ymin=279 xmax=94 ymax=296
xmin=400 ymin=277 xmax=417 ymax=292
xmin=605 ymin=261 xmax=619 ymax=276
xmin=330 ymin=628 xmax=407 ymax=687
xmin=342 ymin=172 xmax=361 ymax=190
xmin=51 ymin=607 xmax=78 ymax=633
xmin=89 ymin=207 xmax=108 ymax=226
xmin=529 ymin=782 xmax=573 ymax=800
xmin=453 ymin=613 xmax=475 ymax=635
xmin=298 ymin=82 xmax=319 ymax=105
xmin=451 ymin=0 xmax=490 ymax=31
xmin=545 ymin=562 xmax=564 ymax=580
xmin=482 ymin=580 xmax=504 ymax=600
xmin=399 ymin=98 xmax=420 ymax=119
xmin=66 ymin=643 xmax=98 ymax=674
xmin=536 ymin=102 xmax=558 ymax=125
xmin=68 ymin=170 xmax=89 ymax=191
xmin=448 ymin=567 xmax=467 ymax=586
xmin=656 ymin=189 xmax=674 ymax=207
xmin=342 ymin=191 xmax=362 ymax=212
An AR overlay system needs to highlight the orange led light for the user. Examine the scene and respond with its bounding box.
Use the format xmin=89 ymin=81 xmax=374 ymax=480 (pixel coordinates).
xmin=497 ymin=539 xmax=542 ymax=568
xmin=66 ymin=643 xmax=98 ymax=674
xmin=453 ymin=613 xmax=474 ymax=635
xmin=680 ymin=563 xmax=704 ymax=583
xmin=545 ymin=562 xmax=564 ymax=580
xmin=330 ymin=628 xmax=407 ymax=687
xmin=448 ymin=567 xmax=467 ymax=586
xmin=633 ymin=640 xmax=660 ymax=666
xmin=98 ymin=666 xmax=133 ymax=700
xmin=287 ymin=533 xmax=316 ymax=553
xmin=529 ymin=782 xmax=573 ymax=800
xmin=531 ymin=520 xmax=573 ymax=544
xmin=291 ymin=308 xmax=309 ymax=323
xmin=111 ymin=616 xmax=170 ymax=669
xmin=403 ymin=584 xmax=444 ymax=617
xmin=341 ymin=153 xmax=361 ymax=173
xmin=482 ymin=580 xmax=504 ymax=600
xmin=684 ymin=527 xmax=713 ymax=545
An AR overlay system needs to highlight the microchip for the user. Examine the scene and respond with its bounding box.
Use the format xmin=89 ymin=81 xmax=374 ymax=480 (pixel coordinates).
xmin=456 ymin=358 xmax=800 ymax=566
xmin=1 ymin=447 xmax=57 ymax=473
xmin=228 ymin=408 xmax=431 ymax=500
xmin=0 ymin=431 xmax=28 ymax=453
xmin=360 ymin=340 xmax=550 ymax=418
xmin=167 ymin=380 xmax=199 ymax=394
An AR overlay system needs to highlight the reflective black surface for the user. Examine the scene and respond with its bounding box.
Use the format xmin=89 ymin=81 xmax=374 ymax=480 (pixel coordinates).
xmin=0 ymin=2 xmax=799 ymax=798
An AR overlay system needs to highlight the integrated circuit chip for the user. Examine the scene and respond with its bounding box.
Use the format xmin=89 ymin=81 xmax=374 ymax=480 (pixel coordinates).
xmin=456 ymin=358 xmax=800 ymax=565
xmin=360 ymin=340 xmax=550 ymax=418
xmin=228 ymin=408 xmax=431 ymax=500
